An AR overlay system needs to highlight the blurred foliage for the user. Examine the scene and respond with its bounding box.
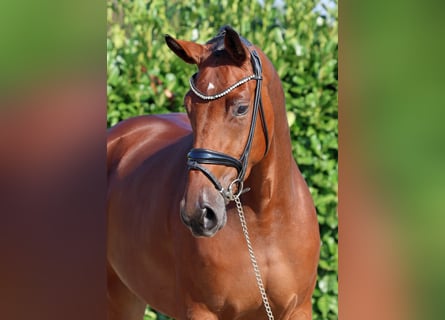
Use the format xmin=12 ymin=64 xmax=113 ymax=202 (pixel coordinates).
xmin=0 ymin=0 xmax=103 ymax=92
xmin=107 ymin=0 xmax=337 ymax=319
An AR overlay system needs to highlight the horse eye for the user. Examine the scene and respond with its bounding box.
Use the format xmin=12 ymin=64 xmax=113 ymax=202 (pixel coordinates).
xmin=234 ymin=104 xmax=249 ymax=116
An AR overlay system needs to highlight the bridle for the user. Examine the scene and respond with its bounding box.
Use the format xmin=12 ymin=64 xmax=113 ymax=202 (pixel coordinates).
xmin=187 ymin=41 xmax=269 ymax=202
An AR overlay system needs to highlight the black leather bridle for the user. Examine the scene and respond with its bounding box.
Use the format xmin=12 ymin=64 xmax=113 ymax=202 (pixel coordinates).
xmin=187 ymin=39 xmax=269 ymax=202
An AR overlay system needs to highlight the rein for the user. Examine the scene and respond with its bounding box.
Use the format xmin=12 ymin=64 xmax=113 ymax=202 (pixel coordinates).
xmin=186 ymin=41 xmax=275 ymax=320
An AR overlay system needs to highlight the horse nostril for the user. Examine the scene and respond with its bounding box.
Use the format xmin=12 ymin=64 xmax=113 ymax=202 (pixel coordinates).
xmin=200 ymin=206 xmax=217 ymax=230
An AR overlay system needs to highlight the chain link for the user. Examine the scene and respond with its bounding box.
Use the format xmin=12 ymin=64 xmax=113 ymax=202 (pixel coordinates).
xmin=234 ymin=196 xmax=275 ymax=320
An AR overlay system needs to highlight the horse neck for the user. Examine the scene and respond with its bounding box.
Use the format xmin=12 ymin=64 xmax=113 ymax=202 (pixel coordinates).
xmin=244 ymin=69 xmax=297 ymax=214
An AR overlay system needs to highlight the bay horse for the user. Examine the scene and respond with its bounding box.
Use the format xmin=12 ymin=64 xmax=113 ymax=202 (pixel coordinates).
xmin=107 ymin=26 xmax=320 ymax=320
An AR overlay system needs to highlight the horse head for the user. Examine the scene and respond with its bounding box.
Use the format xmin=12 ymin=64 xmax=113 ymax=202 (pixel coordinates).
xmin=165 ymin=26 xmax=275 ymax=237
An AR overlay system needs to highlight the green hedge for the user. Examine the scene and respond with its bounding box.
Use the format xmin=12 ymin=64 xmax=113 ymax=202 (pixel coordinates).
xmin=107 ymin=0 xmax=337 ymax=319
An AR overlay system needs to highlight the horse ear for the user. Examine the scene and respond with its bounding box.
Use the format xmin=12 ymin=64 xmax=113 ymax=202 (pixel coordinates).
xmin=224 ymin=27 xmax=247 ymax=65
xmin=165 ymin=35 xmax=204 ymax=65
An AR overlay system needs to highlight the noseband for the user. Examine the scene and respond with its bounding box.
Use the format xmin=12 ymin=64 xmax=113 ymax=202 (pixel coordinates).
xmin=187 ymin=42 xmax=269 ymax=201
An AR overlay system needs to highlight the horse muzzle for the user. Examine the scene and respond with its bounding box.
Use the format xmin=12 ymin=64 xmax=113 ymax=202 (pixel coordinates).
xmin=180 ymin=185 xmax=227 ymax=238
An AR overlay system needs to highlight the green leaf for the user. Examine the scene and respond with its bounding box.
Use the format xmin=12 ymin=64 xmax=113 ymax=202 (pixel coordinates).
xmin=317 ymin=295 xmax=330 ymax=317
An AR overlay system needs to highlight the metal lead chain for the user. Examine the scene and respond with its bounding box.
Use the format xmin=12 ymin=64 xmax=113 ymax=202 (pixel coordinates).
xmin=233 ymin=196 xmax=275 ymax=320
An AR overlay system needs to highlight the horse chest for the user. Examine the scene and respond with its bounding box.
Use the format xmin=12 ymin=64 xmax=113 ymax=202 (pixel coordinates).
xmin=181 ymin=237 xmax=300 ymax=317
